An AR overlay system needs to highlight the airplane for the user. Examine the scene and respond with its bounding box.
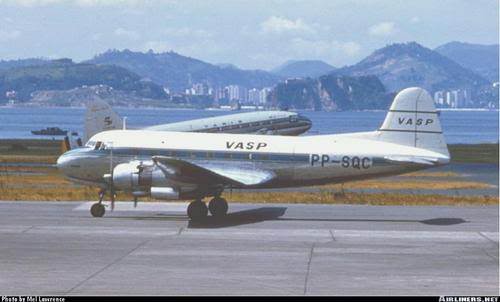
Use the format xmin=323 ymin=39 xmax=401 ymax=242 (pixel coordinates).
xmin=81 ymin=99 xmax=313 ymax=144
xmin=57 ymin=87 xmax=450 ymax=220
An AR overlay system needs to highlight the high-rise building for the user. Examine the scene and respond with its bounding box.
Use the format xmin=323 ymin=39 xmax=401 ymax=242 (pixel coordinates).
xmin=259 ymin=87 xmax=272 ymax=105
xmin=434 ymin=91 xmax=445 ymax=105
xmin=226 ymin=85 xmax=247 ymax=102
xmin=248 ymin=88 xmax=260 ymax=105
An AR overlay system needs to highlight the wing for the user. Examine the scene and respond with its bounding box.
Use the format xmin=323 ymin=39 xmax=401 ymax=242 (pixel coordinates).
xmin=152 ymin=156 xmax=275 ymax=187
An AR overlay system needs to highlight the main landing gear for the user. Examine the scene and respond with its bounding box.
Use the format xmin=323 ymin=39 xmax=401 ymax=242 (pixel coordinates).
xmin=187 ymin=197 xmax=228 ymax=220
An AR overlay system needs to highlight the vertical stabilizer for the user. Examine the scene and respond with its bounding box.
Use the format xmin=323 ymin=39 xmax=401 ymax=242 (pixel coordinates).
xmin=84 ymin=99 xmax=122 ymax=143
xmin=377 ymin=87 xmax=449 ymax=157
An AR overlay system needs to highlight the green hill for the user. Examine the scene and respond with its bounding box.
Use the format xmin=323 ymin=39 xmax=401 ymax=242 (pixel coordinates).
xmin=0 ymin=58 xmax=167 ymax=101
xmin=268 ymin=74 xmax=390 ymax=111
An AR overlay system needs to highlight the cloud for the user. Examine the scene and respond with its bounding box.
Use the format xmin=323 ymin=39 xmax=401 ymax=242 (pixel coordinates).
xmin=90 ymin=32 xmax=103 ymax=41
xmin=143 ymin=40 xmax=172 ymax=53
xmin=339 ymin=41 xmax=361 ymax=56
xmin=0 ymin=29 xmax=21 ymax=42
xmin=368 ymin=21 xmax=397 ymax=36
xmin=114 ymin=27 xmax=140 ymax=40
xmin=163 ymin=27 xmax=213 ymax=38
xmin=290 ymin=38 xmax=361 ymax=58
xmin=260 ymin=16 xmax=315 ymax=34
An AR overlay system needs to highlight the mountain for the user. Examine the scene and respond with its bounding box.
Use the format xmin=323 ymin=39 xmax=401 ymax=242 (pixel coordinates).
xmin=86 ymin=49 xmax=282 ymax=92
xmin=268 ymin=74 xmax=390 ymax=111
xmin=336 ymin=42 xmax=489 ymax=93
xmin=435 ymin=41 xmax=499 ymax=83
xmin=0 ymin=58 xmax=167 ymax=102
xmin=0 ymin=58 xmax=49 ymax=71
xmin=272 ymin=60 xmax=336 ymax=78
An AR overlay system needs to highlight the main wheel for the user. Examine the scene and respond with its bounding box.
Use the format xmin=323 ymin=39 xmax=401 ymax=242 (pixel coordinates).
xmin=90 ymin=203 xmax=105 ymax=217
xmin=187 ymin=200 xmax=208 ymax=221
xmin=208 ymin=197 xmax=228 ymax=217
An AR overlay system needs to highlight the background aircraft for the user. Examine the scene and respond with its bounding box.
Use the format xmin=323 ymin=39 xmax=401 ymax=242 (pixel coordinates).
xmin=82 ymin=100 xmax=312 ymax=143
xmin=57 ymin=87 xmax=450 ymax=220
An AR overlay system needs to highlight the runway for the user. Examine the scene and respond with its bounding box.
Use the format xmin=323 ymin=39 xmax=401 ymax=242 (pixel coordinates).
xmin=0 ymin=201 xmax=498 ymax=295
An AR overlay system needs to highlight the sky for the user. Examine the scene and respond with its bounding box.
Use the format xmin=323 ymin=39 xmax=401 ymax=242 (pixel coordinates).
xmin=0 ymin=0 xmax=498 ymax=70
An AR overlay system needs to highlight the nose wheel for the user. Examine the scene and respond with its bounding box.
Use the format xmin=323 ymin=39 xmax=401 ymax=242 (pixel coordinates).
xmin=90 ymin=202 xmax=106 ymax=217
xmin=90 ymin=189 xmax=106 ymax=217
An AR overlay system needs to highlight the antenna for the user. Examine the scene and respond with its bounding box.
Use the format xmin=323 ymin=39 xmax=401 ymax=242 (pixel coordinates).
xmin=122 ymin=116 xmax=127 ymax=130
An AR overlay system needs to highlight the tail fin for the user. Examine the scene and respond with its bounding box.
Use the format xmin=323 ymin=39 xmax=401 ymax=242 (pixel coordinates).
xmin=377 ymin=87 xmax=449 ymax=157
xmin=83 ymin=99 xmax=122 ymax=143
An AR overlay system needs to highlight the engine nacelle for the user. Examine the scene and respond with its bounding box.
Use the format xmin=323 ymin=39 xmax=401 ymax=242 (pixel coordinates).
xmin=150 ymin=187 xmax=180 ymax=200
xmin=112 ymin=161 xmax=164 ymax=191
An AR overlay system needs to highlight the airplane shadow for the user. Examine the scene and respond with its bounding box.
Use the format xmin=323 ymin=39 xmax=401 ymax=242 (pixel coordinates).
xmin=188 ymin=208 xmax=466 ymax=228
xmin=188 ymin=207 xmax=287 ymax=228
xmin=107 ymin=207 xmax=467 ymax=229
xmin=276 ymin=217 xmax=467 ymax=226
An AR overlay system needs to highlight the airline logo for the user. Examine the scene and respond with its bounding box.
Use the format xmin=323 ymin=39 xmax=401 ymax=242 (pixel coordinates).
xmin=226 ymin=141 xmax=268 ymax=150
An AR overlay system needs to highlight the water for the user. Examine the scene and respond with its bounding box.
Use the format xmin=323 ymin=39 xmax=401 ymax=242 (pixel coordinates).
xmin=0 ymin=107 xmax=498 ymax=144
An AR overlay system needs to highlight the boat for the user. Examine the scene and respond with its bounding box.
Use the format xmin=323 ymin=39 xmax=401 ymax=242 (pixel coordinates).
xmin=31 ymin=127 xmax=68 ymax=136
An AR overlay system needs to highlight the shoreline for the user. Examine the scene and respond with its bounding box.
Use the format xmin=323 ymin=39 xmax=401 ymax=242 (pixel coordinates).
xmin=1 ymin=105 xmax=498 ymax=112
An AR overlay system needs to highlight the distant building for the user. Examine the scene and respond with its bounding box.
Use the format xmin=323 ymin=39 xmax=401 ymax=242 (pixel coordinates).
xmin=259 ymin=87 xmax=272 ymax=105
xmin=227 ymin=85 xmax=247 ymax=102
xmin=192 ymin=83 xmax=209 ymax=95
xmin=434 ymin=89 xmax=470 ymax=108
xmin=5 ymin=90 xmax=16 ymax=99
xmin=248 ymin=88 xmax=260 ymax=105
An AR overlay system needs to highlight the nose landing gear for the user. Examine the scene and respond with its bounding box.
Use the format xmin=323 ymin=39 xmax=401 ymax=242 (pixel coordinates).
xmin=90 ymin=189 xmax=106 ymax=217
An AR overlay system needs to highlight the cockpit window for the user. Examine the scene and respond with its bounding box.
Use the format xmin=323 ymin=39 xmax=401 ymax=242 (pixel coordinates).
xmin=86 ymin=141 xmax=96 ymax=148
xmin=94 ymin=141 xmax=102 ymax=150
xmin=289 ymin=115 xmax=298 ymax=122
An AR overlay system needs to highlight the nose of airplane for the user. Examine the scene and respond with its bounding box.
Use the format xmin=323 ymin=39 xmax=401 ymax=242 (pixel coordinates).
xmin=301 ymin=115 xmax=312 ymax=130
xmin=56 ymin=153 xmax=72 ymax=174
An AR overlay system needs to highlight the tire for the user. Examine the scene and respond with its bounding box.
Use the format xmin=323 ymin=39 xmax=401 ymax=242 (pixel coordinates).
xmin=208 ymin=197 xmax=228 ymax=217
xmin=187 ymin=201 xmax=208 ymax=220
xmin=90 ymin=203 xmax=105 ymax=217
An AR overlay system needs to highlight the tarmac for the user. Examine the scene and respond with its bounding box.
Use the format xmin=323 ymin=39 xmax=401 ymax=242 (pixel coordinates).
xmin=0 ymin=201 xmax=498 ymax=295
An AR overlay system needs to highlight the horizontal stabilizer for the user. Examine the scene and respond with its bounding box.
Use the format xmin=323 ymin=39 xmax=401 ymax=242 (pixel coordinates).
xmin=383 ymin=155 xmax=441 ymax=166
xmin=152 ymin=156 xmax=275 ymax=187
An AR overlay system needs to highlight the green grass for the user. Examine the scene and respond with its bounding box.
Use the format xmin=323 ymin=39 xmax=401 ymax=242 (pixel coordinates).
xmin=449 ymin=144 xmax=499 ymax=164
